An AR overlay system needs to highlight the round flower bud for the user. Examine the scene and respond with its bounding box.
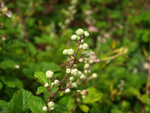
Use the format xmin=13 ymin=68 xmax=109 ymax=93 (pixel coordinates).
xmin=71 ymin=35 xmax=77 ymax=40
xmin=70 ymin=77 xmax=74 ymax=81
xmin=76 ymin=28 xmax=84 ymax=36
xmin=46 ymin=70 xmax=54 ymax=79
xmin=92 ymin=73 xmax=97 ymax=78
xmin=79 ymin=45 xmax=82 ymax=49
xmin=66 ymin=68 xmax=71 ymax=74
xmin=50 ymin=107 xmax=54 ymax=110
xmin=72 ymin=82 xmax=77 ymax=88
xmin=71 ymin=69 xmax=79 ymax=76
xmin=54 ymin=80 xmax=59 ymax=84
xmin=65 ymin=88 xmax=70 ymax=93
xmin=51 ymin=82 xmax=54 ymax=86
xmin=73 ymin=64 xmax=77 ymax=68
xmin=80 ymin=74 xmax=85 ymax=79
xmin=42 ymin=106 xmax=47 ymax=111
xmin=82 ymin=43 xmax=89 ymax=50
xmin=76 ymin=36 xmax=80 ymax=40
xmin=48 ymin=101 xmax=54 ymax=108
xmin=84 ymin=31 xmax=89 ymax=37
xmin=68 ymin=49 xmax=74 ymax=56
xmin=44 ymin=83 xmax=49 ymax=87
xmin=81 ymin=39 xmax=84 ymax=44
xmin=79 ymin=58 xmax=83 ymax=62
xmin=84 ymin=70 xmax=88 ymax=74
xmin=63 ymin=49 xmax=68 ymax=55
xmin=89 ymin=60 xmax=94 ymax=64
xmin=84 ymin=64 xmax=90 ymax=69
xmin=78 ymin=71 xmax=82 ymax=76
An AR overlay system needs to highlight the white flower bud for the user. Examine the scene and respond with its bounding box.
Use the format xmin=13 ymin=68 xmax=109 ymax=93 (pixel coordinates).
xmin=71 ymin=35 xmax=77 ymax=40
xmin=79 ymin=58 xmax=83 ymax=62
xmin=72 ymin=82 xmax=77 ymax=88
xmin=48 ymin=101 xmax=54 ymax=108
xmin=44 ymin=83 xmax=49 ymax=87
xmin=84 ymin=64 xmax=90 ymax=69
xmin=84 ymin=31 xmax=89 ymax=37
xmin=66 ymin=68 xmax=71 ymax=74
xmin=70 ymin=77 xmax=74 ymax=81
xmin=46 ymin=70 xmax=54 ymax=78
xmin=89 ymin=60 xmax=94 ymax=64
xmin=82 ymin=43 xmax=89 ymax=50
xmin=42 ymin=106 xmax=47 ymax=111
xmin=73 ymin=64 xmax=77 ymax=68
xmin=84 ymin=70 xmax=88 ymax=74
xmin=51 ymin=82 xmax=54 ymax=86
xmin=54 ymin=80 xmax=59 ymax=84
xmin=68 ymin=49 xmax=74 ymax=56
xmin=92 ymin=73 xmax=97 ymax=78
xmin=76 ymin=36 xmax=80 ymax=40
xmin=79 ymin=45 xmax=82 ymax=49
xmin=71 ymin=69 xmax=79 ymax=76
xmin=80 ymin=74 xmax=85 ymax=79
xmin=63 ymin=49 xmax=68 ymax=55
xmin=81 ymin=39 xmax=84 ymax=43
xmin=65 ymin=88 xmax=70 ymax=93
xmin=50 ymin=107 xmax=54 ymax=110
xmin=76 ymin=28 xmax=84 ymax=36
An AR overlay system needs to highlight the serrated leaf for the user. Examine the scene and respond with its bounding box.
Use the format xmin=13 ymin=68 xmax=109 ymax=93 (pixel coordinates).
xmin=83 ymin=87 xmax=102 ymax=104
xmin=79 ymin=105 xmax=89 ymax=113
xmin=34 ymin=71 xmax=48 ymax=84
xmin=36 ymin=86 xmax=46 ymax=95
xmin=28 ymin=96 xmax=46 ymax=113
xmin=1 ymin=76 xmax=23 ymax=88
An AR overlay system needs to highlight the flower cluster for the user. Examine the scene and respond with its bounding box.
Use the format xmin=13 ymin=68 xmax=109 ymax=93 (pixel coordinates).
xmin=42 ymin=28 xmax=99 ymax=112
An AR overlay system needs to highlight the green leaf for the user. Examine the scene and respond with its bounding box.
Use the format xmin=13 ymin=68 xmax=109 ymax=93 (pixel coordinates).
xmin=83 ymin=87 xmax=102 ymax=104
xmin=1 ymin=76 xmax=23 ymax=88
xmin=51 ymin=104 xmax=68 ymax=113
xmin=0 ymin=82 xmax=3 ymax=90
xmin=90 ymin=107 xmax=102 ymax=113
xmin=0 ymin=100 xmax=8 ymax=108
xmin=36 ymin=86 xmax=46 ymax=95
xmin=59 ymin=96 xmax=74 ymax=111
xmin=127 ymin=88 xmax=140 ymax=98
xmin=10 ymin=89 xmax=32 ymax=112
xmin=79 ymin=105 xmax=89 ymax=113
xmin=111 ymin=109 xmax=122 ymax=113
xmin=0 ymin=59 xmax=16 ymax=69
xmin=141 ymin=94 xmax=150 ymax=105
xmin=34 ymin=71 xmax=48 ymax=84
xmin=28 ymin=96 xmax=46 ymax=113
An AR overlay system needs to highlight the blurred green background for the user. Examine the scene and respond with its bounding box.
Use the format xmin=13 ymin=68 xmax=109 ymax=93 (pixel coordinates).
xmin=0 ymin=0 xmax=150 ymax=113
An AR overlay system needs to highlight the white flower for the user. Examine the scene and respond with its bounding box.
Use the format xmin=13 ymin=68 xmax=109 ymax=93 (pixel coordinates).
xmin=54 ymin=80 xmax=59 ymax=84
xmin=46 ymin=70 xmax=54 ymax=78
xmin=44 ymin=83 xmax=49 ymax=87
xmin=69 ymin=77 xmax=74 ymax=81
xmin=71 ymin=35 xmax=77 ymax=40
xmin=84 ymin=31 xmax=89 ymax=37
xmin=72 ymin=82 xmax=77 ymax=88
xmin=63 ymin=49 xmax=68 ymax=55
xmin=48 ymin=101 xmax=54 ymax=108
xmin=71 ymin=69 xmax=79 ymax=76
xmin=92 ymin=73 xmax=97 ymax=78
xmin=82 ymin=43 xmax=89 ymax=50
xmin=65 ymin=88 xmax=70 ymax=93
xmin=68 ymin=49 xmax=74 ymax=56
xmin=80 ymin=74 xmax=85 ymax=79
xmin=42 ymin=106 xmax=47 ymax=111
xmin=76 ymin=28 xmax=84 ymax=36
xmin=84 ymin=64 xmax=90 ymax=69
xmin=51 ymin=82 xmax=54 ymax=86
